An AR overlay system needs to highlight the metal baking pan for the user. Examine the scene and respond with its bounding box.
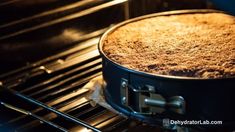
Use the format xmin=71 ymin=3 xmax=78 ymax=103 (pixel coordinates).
xmin=98 ymin=9 xmax=235 ymax=130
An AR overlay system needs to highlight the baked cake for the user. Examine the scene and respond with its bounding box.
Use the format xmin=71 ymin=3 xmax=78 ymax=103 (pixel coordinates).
xmin=102 ymin=12 xmax=235 ymax=78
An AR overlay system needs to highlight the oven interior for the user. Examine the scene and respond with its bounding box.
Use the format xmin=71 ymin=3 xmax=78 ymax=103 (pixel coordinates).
xmin=0 ymin=0 xmax=233 ymax=131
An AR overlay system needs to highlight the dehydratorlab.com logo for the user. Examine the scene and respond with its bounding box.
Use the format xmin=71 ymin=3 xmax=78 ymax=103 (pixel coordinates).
xmin=163 ymin=118 xmax=222 ymax=127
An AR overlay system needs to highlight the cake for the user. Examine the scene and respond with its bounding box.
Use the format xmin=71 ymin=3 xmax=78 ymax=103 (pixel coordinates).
xmin=102 ymin=12 xmax=235 ymax=78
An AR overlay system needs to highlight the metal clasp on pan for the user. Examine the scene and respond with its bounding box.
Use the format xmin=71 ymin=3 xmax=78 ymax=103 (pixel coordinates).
xmin=120 ymin=78 xmax=185 ymax=115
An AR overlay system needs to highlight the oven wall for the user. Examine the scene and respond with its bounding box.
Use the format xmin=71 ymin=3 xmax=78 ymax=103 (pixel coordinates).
xmin=128 ymin=0 xmax=215 ymax=18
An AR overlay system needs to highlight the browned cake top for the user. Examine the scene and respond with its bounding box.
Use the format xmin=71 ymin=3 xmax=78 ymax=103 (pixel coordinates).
xmin=102 ymin=13 xmax=235 ymax=78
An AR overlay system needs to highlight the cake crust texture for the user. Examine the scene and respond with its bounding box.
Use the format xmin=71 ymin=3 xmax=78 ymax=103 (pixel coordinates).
xmin=102 ymin=13 xmax=235 ymax=78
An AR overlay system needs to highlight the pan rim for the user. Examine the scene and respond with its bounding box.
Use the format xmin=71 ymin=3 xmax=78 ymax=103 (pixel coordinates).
xmin=98 ymin=9 xmax=235 ymax=81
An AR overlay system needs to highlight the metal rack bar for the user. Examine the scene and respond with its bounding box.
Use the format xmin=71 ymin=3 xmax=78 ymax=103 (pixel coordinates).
xmin=0 ymin=101 xmax=68 ymax=132
xmin=2 ymin=87 xmax=90 ymax=126
xmin=3 ymin=88 xmax=102 ymax=132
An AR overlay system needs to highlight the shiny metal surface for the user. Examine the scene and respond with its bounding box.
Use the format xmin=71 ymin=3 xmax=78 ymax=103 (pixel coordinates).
xmin=0 ymin=0 xmax=220 ymax=131
xmin=0 ymin=101 xmax=68 ymax=132
xmin=0 ymin=0 xmax=128 ymax=74
xmin=0 ymin=0 xmax=134 ymax=131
